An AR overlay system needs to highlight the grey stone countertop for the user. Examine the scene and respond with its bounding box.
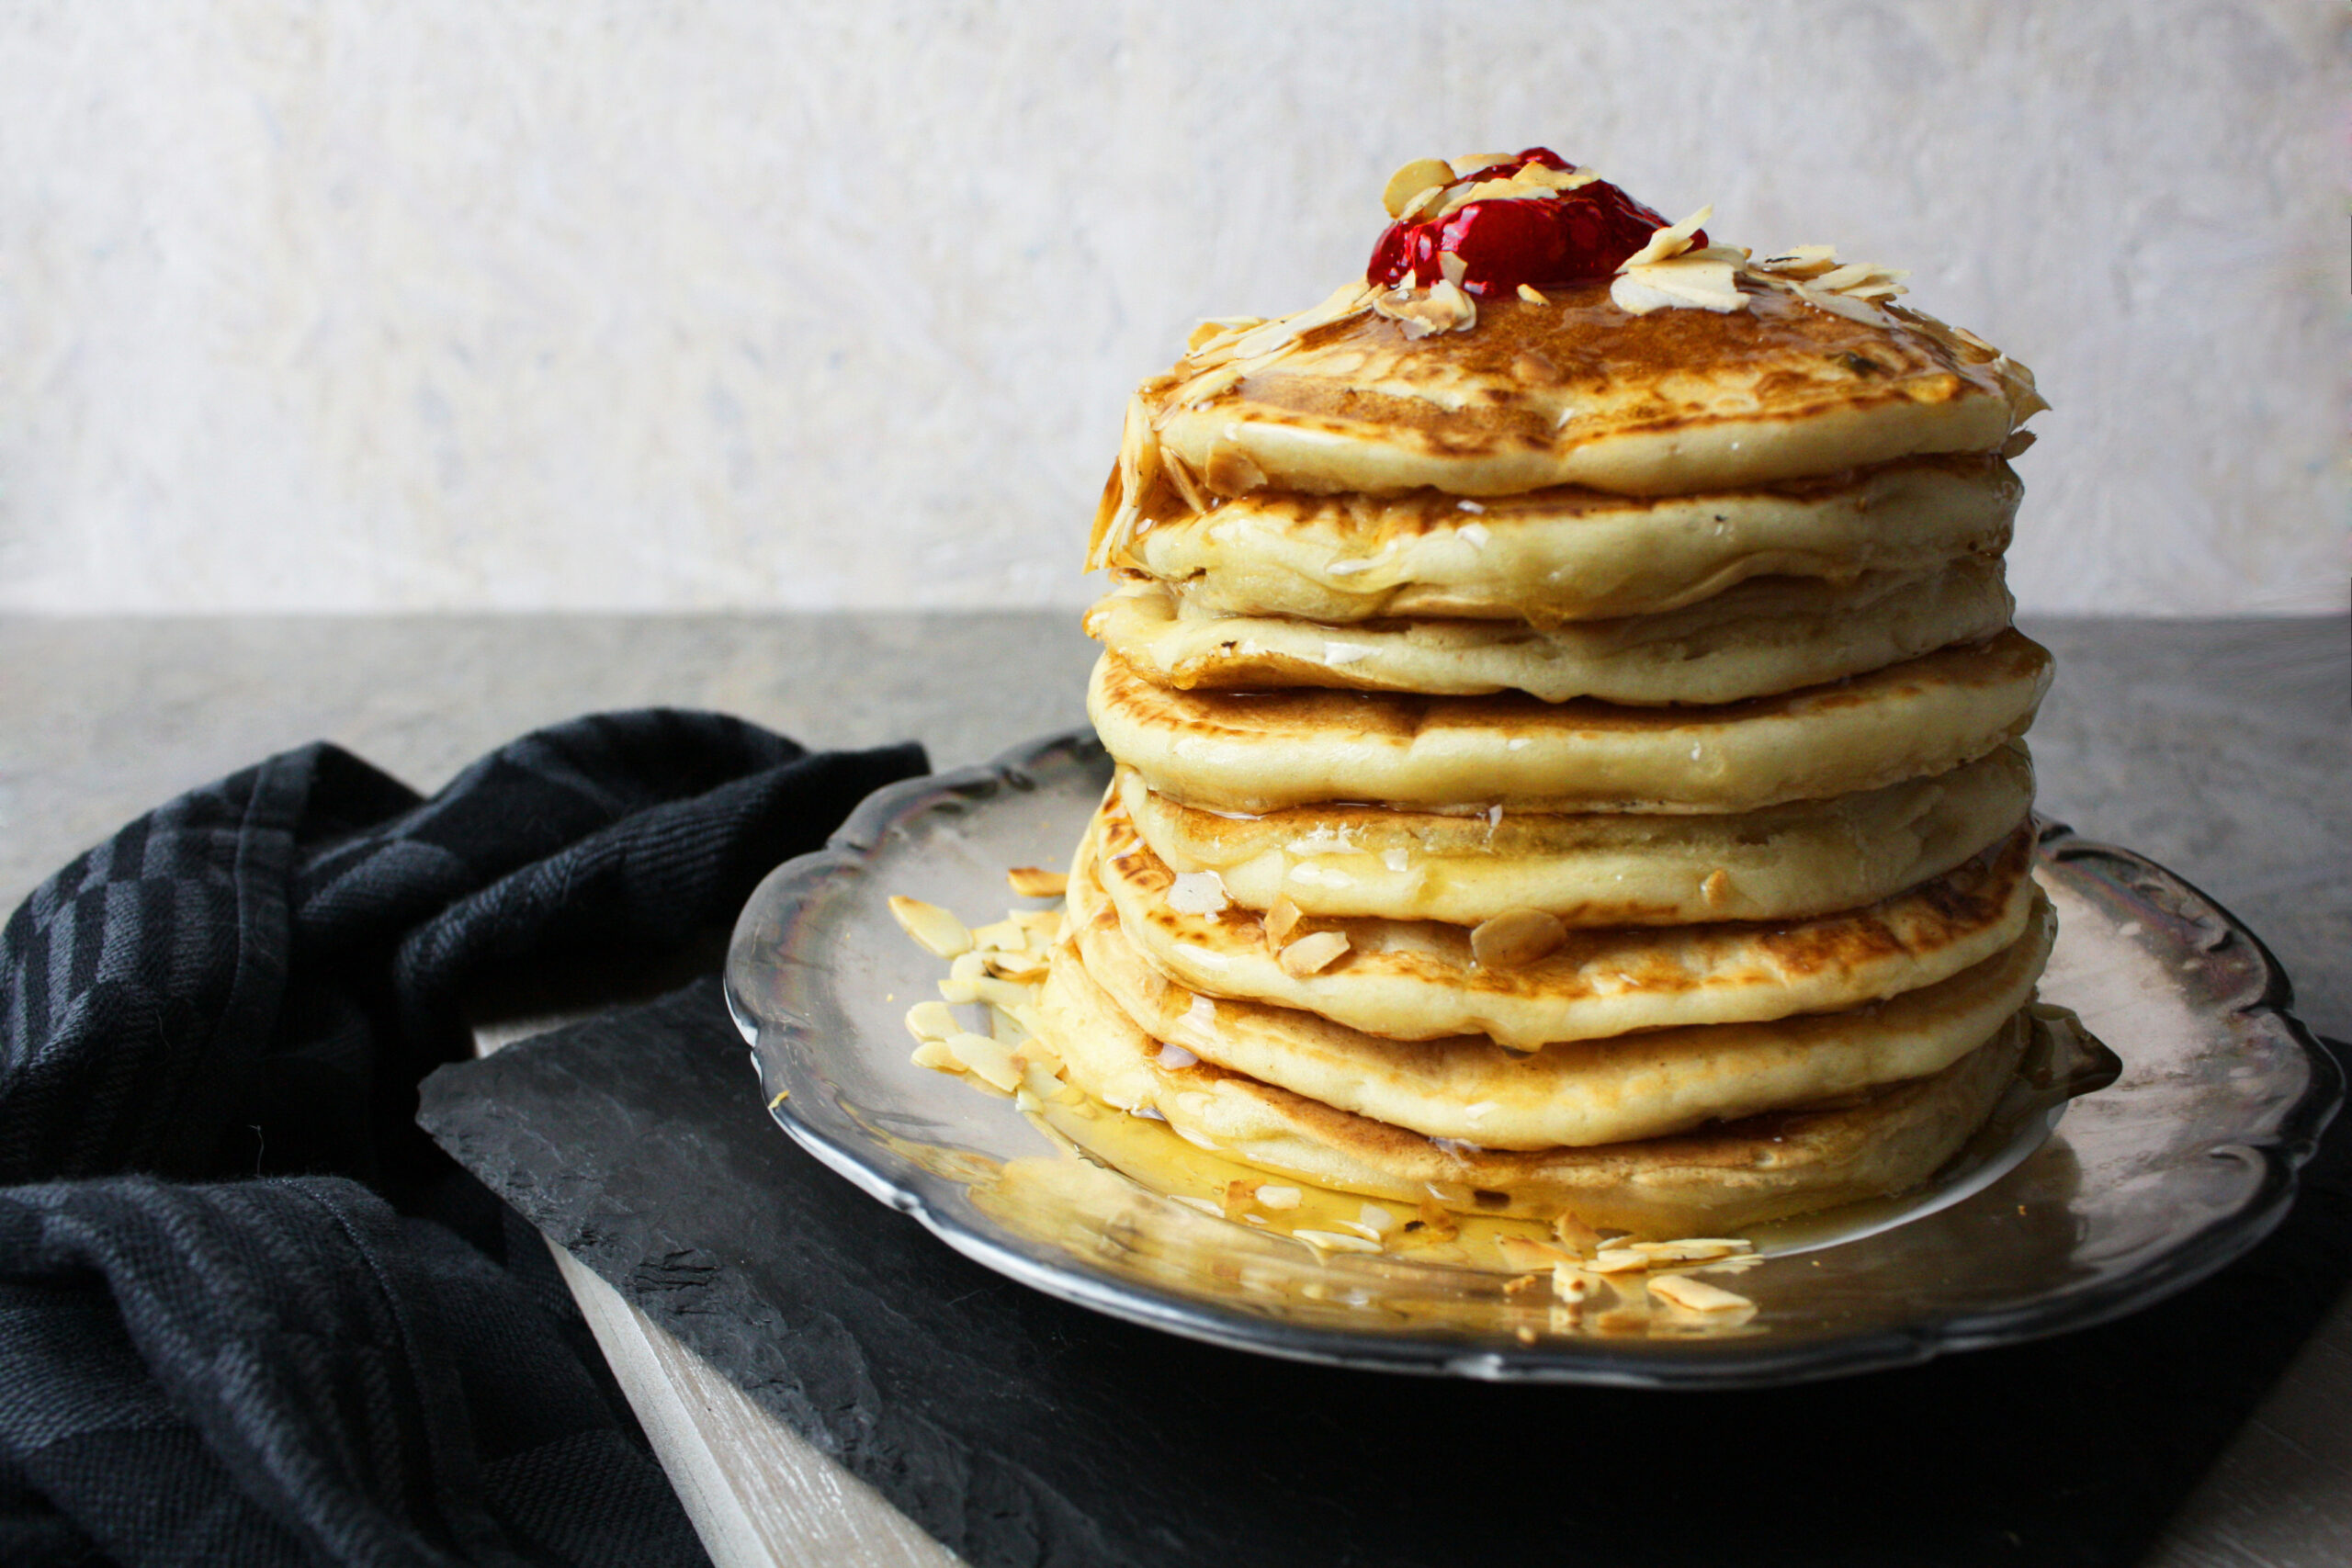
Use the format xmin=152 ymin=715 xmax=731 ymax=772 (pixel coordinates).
xmin=2 ymin=612 xmax=2346 ymax=1565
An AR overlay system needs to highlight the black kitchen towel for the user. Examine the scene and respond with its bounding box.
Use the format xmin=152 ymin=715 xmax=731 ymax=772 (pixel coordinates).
xmin=0 ymin=712 xmax=928 ymax=1567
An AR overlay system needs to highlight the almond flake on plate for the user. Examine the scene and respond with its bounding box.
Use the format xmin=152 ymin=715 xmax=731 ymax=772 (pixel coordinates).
xmin=1004 ymin=866 xmax=1068 ymax=900
xmin=1649 ymin=1274 xmax=1755 ymax=1314
xmin=888 ymin=896 xmax=973 ymax=958
xmin=968 ymin=919 xmax=1026 ymax=953
xmin=1293 ymin=1228 xmax=1384 ymax=1255
xmin=944 ymin=1032 xmax=1023 ymax=1092
xmin=903 ymin=1000 xmax=960 ymax=1042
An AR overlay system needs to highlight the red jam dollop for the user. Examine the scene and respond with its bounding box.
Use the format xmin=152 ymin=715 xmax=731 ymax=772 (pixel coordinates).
xmin=1365 ymin=148 xmax=1699 ymax=297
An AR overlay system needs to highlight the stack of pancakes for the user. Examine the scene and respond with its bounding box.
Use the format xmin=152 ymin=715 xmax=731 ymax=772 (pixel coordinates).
xmin=1039 ymin=189 xmax=2054 ymax=1237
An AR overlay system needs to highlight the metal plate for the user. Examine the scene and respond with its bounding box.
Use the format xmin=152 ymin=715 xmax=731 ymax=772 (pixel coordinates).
xmin=724 ymin=732 xmax=2339 ymax=1387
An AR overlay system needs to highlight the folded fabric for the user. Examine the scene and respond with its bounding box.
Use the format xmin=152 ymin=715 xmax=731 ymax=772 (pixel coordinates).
xmin=0 ymin=710 xmax=928 ymax=1566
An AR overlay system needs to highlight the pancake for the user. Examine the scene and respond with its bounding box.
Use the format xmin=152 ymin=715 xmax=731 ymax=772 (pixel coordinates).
xmin=1113 ymin=456 xmax=2017 ymax=626
xmin=1114 ymin=281 xmax=2041 ymax=513
xmin=1090 ymin=558 xmax=2015 ymax=705
xmin=1090 ymin=629 xmax=2052 ymax=815
xmin=1117 ymin=743 xmax=2033 ymax=926
xmin=1064 ymin=869 xmax=2053 ymax=1148
xmin=1038 ymin=935 xmax=2038 ymax=1232
xmin=1083 ymin=800 xmax=2039 ymax=1049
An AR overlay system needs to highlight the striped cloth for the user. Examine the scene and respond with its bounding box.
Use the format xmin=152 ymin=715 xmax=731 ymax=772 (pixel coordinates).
xmin=0 ymin=711 xmax=926 ymax=1566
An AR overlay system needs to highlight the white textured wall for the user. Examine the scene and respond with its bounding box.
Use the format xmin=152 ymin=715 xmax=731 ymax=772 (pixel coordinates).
xmin=0 ymin=1 xmax=2342 ymax=614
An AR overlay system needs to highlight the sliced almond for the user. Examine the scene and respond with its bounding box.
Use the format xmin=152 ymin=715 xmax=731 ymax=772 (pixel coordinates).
xmin=1552 ymin=1264 xmax=1596 ymax=1303
xmin=1631 ymin=1238 xmax=1752 ymax=1264
xmin=904 ymin=1000 xmax=960 ymax=1042
xmin=1611 ymin=255 xmax=1747 ymax=315
xmin=1263 ymin=893 xmax=1305 ymax=947
xmin=1160 ymin=448 xmax=1210 ymax=513
xmin=1277 ymin=930 xmax=1351 ymax=977
xmin=1369 ymin=279 xmax=1477 ymax=338
xmin=1471 ymin=908 xmax=1566 ymax=970
xmin=1382 ymin=157 xmax=1456 ymax=218
xmin=1618 ymin=204 xmax=1713 ymax=270
xmin=1398 ymin=183 xmax=1449 ymax=222
xmin=1700 ymin=868 xmax=1734 ymax=910
xmin=944 ymin=1032 xmax=1023 ymax=1092
xmin=1294 ymin=1228 xmax=1383 ymax=1255
xmin=1589 ymin=1248 xmax=1654 ymax=1275
xmin=1999 ymin=429 xmax=2039 ymax=459
xmin=1552 ymin=1212 xmax=1601 ymax=1255
xmin=1447 ymin=152 xmax=1515 ymax=177
xmin=1753 ymin=244 xmax=1839 ymax=278
xmin=1224 ymin=280 xmax=1372 ymax=362
xmin=1165 ymin=869 xmax=1231 ymax=917
xmin=969 ymin=919 xmax=1027 ymax=953
xmin=1496 ymin=1234 xmax=1574 ymax=1271
xmin=1515 ymin=283 xmax=1548 ymax=306
xmin=1792 ymin=282 xmax=1887 ymax=325
xmin=888 ymin=896 xmax=972 ymax=958
xmin=910 ymin=1040 xmax=958 ymax=1072
xmin=1204 ymin=444 xmax=1268 ymax=496
xmin=971 ymin=976 xmax=1037 ymax=1010
xmin=1184 ymin=316 xmax=1261 ymax=354
xmin=1254 ymin=1184 xmax=1303 ymax=1211
xmin=1813 ymin=261 xmax=1880 ymax=293
xmin=1649 ymin=1274 xmax=1754 ymax=1314
xmin=985 ymin=948 xmax=1049 ymax=981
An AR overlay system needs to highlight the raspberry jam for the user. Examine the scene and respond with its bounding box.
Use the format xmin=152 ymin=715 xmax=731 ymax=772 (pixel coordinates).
xmin=1365 ymin=148 xmax=1697 ymax=297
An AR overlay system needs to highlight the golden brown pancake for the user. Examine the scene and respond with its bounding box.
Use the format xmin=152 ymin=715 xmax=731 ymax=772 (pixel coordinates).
xmin=1091 ymin=558 xmax=2014 ymax=705
xmin=1089 ymin=629 xmax=2052 ymax=815
xmin=1038 ymin=934 xmax=2038 ymax=1233
xmin=1082 ymin=797 xmax=2040 ymax=1049
xmin=1063 ymin=865 xmax=2053 ymax=1148
xmin=1127 ymin=283 xmax=2040 ymax=504
xmin=1116 ymin=744 xmax=2033 ymax=926
xmin=1113 ymin=457 xmax=2017 ymax=626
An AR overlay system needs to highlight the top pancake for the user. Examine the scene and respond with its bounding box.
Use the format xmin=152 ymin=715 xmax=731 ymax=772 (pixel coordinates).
xmin=1129 ymin=282 xmax=2041 ymax=504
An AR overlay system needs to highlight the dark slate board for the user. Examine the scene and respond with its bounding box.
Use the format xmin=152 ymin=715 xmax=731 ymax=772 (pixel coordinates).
xmin=419 ymin=978 xmax=2352 ymax=1568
